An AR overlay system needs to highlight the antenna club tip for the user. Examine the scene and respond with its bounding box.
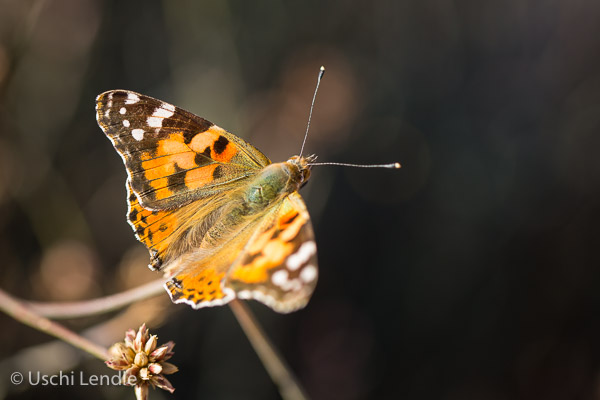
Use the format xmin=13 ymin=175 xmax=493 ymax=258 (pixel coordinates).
xmin=320 ymin=66 xmax=325 ymax=71
xmin=394 ymin=162 xmax=402 ymax=169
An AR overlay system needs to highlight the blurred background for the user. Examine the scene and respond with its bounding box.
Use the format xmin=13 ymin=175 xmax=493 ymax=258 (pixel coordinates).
xmin=1 ymin=0 xmax=600 ymax=399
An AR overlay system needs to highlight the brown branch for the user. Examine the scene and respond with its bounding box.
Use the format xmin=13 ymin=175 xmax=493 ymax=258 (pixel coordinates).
xmin=0 ymin=288 xmax=109 ymax=360
xmin=229 ymin=299 xmax=309 ymax=400
xmin=26 ymin=278 xmax=166 ymax=319
xmin=2 ymin=279 xmax=309 ymax=400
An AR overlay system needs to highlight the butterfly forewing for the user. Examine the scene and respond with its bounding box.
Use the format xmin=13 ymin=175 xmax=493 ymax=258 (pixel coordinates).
xmin=126 ymin=180 xmax=179 ymax=270
xmin=163 ymin=192 xmax=317 ymax=313
xmin=96 ymin=90 xmax=271 ymax=210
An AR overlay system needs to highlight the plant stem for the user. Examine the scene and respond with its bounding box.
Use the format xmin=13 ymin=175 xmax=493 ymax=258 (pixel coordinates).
xmin=229 ymin=299 xmax=309 ymax=400
xmin=0 ymin=288 xmax=109 ymax=360
xmin=2 ymin=281 xmax=309 ymax=400
xmin=26 ymin=278 xmax=165 ymax=319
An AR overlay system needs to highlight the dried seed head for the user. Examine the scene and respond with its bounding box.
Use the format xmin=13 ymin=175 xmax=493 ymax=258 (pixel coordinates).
xmin=105 ymin=323 xmax=178 ymax=399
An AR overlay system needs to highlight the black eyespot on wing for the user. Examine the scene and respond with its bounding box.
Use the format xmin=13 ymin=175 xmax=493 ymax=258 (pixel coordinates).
xmin=213 ymin=136 xmax=229 ymax=154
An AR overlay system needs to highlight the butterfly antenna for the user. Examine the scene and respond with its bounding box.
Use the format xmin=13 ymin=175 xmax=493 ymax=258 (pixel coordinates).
xmin=308 ymin=161 xmax=401 ymax=169
xmin=299 ymin=66 xmax=325 ymax=158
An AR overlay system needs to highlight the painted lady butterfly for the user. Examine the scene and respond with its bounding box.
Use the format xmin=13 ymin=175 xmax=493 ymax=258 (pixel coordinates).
xmin=96 ymin=89 xmax=319 ymax=313
xmin=96 ymin=72 xmax=399 ymax=313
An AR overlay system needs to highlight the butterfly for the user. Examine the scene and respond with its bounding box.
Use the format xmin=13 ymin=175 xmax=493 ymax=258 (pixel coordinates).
xmin=96 ymin=90 xmax=319 ymax=313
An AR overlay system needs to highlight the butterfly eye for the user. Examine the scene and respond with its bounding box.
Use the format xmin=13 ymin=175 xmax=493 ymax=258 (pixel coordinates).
xmin=301 ymin=168 xmax=311 ymax=184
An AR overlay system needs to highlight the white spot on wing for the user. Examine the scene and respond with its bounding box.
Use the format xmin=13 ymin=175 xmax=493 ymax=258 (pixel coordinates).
xmin=147 ymin=116 xmax=162 ymax=128
xmin=154 ymin=106 xmax=175 ymax=118
xmin=147 ymin=106 xmax=175 ymax=128
xmin=119 ymin=107 xmax=126 ymax=114
xmin=286 ymin=241 xmax=316 ymax=271
xmin=132 ymin=129 xmax=144 ymax=141
xmin=300 ymin=264 xmax=318 ymax=283
xmin=271 ymin=269 xmax=302 ymax=292
xmin=271 ymin=270 xmax=288 ymax=286
xmin=123 ymin=120 xmax=130 ymax=127
xmin=125 ymin=93 xmax=139 ymax=104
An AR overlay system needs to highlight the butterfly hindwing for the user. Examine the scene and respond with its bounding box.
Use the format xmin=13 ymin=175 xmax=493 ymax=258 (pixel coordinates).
xmin=227 ymin=192 xmax=318 ymax=313
xmin=163 ymin=215 xmax=260 ymax=308
xmin=164 ymin=192 xmax=317 ymax=313
xmin=164 ymin=263 xmax=237 ymax=309
xmin=96 ymin=90 xmax=271 ymax=210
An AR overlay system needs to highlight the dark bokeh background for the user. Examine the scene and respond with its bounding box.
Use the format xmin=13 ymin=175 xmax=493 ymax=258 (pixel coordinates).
xmin=1 ymin=0 xmax=600 ymax=399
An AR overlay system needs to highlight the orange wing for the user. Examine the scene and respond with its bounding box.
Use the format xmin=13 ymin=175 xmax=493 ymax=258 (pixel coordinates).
xmin=126 ymin=180 xmax=179 ymax=270
xmin=227 ymin=192 xmax=318 ymax=313
xmin=164 ymin=192 xmax=318 ymax=313
xmin=96 ymin=90 xmax=270 ymax=210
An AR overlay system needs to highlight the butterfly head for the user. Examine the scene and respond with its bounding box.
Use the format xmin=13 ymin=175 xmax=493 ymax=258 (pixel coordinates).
xmin=287 ymin=154 xmax=317 ymax=187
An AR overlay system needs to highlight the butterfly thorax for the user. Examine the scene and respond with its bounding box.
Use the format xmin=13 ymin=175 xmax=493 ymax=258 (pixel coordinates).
xmin=241 ymin=156 xmax=311 ymax=214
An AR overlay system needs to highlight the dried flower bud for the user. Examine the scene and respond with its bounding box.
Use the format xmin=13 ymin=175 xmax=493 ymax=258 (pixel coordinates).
xmin=148 ymin=363 xmax=162 ymax=375
xmin=145 ymin=335 xmax=158 ymax=354
xmin=105 ymin=324 xmax=178 ymax=400
xmin=134 ymin=352 xmax=148 ymax=367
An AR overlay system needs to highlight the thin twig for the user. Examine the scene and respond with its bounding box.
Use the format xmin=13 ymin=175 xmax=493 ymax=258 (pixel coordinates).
xmin=229 ymin=299 xmax=309 ymax=400
xmin=3 ymin=281 xmax=309 ymax=400
xmin=26 ymin=278 xmax=166 ymax=319
xmin=0 ymin=288 xmax=109 ymax=360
